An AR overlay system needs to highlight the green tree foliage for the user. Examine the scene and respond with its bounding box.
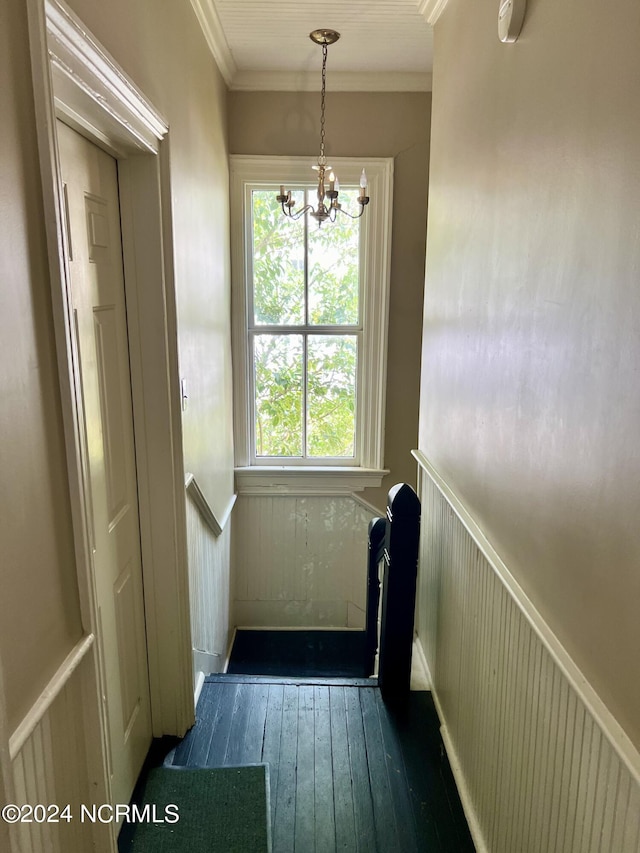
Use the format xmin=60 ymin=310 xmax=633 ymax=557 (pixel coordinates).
xmin=252 ymin=189 xmax=360 ymax=458
xmin=254 ymin=334 xmax=303 ymax=457
xmin=308 ymin=199 xmax=359 ymax=326
xmin=307 ymin=335 xmax=357 ymax=457
xmin=253 ymin=191 xmax=305 ymax=325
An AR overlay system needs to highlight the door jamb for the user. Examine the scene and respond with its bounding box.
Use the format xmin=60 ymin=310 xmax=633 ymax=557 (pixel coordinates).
xmin=27 ymin=0 xmax=194 ymax=748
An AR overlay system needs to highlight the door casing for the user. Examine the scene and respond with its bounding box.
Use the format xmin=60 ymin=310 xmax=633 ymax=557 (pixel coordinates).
xmin=24 ymin=0 xmax=195 ymax=827
xmin=58 ymin=120 xmax=156 ymax=807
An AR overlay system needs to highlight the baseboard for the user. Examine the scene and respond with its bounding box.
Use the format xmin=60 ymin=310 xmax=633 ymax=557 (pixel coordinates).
xmin=223 ymin=627 xmax=237 ymax=673
xmin=439 ymin=721 xmax=490 ymax=853
xmin=419 ymin=633 xmax=488 ymax=851
xmin=410 ymin=634 xmax=431 ymax=691
xmin=194 ymin=671 xmax=205 ymax=706
xmin=233 ymin=625 xmax=365 ymax=632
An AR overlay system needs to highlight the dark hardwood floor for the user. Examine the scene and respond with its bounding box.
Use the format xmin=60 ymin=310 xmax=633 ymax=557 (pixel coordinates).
xmin=227 ymin=629 xmax=368 ymax=678
xmin=167 ymin=675 xmax=474 ymax=853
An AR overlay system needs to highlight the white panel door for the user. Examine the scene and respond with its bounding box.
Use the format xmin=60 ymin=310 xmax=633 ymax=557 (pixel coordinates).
xmin=57 ymin=121 xmax=152 ymax=808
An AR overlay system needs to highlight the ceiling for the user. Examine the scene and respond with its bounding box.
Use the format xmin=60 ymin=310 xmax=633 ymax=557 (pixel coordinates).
xmin=192 ymin=0 xmax=435 ymax=92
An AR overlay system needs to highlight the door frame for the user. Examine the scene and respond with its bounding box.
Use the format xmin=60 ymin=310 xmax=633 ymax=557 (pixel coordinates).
xmin=27 ymin=0 xmax=194 ymax=751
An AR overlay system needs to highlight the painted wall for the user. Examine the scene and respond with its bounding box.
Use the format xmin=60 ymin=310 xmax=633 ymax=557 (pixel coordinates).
xmin=67 ymin=0 xmax=235 ymax=523
xmin=0 ymin=0 xmax=233 ymax=746
xmin=229 ymin=91 xmax=431 ymax=512
xmin=421 ymin=0 xmax=640 ymax=748
xmin=0 ymin=0 xmax=83 ymax=733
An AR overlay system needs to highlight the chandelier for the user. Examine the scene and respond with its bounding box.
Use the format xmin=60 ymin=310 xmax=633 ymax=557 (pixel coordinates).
xmin=276 ymin=29 xmax=370 ymax=225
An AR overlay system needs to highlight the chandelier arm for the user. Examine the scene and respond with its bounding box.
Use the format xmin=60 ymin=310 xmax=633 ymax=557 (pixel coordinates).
xmin=335 ymin=205 xmax=367 ymax=220
xmin=281 ymin=203 xmax=314 ymax=221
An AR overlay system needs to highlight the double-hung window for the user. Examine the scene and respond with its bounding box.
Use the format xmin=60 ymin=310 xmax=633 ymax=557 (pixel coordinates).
xmin=231 ymin=156 xmax=393 ymax=493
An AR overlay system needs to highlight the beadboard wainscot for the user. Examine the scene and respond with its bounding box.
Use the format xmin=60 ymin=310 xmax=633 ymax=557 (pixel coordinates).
xmin=413 ymin=450 xmax=640 ymax=853
xmin=232 ymin=493 xmax=378 ymax=629
xmin=185 ymin=475 xmax=236 ymax=700
xmin=7 ymin=637 xmax=111 ymax=852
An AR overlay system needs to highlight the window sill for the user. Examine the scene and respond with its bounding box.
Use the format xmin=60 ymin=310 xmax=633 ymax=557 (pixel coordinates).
xmin=234 ymin=466 xmax=388 ymax=496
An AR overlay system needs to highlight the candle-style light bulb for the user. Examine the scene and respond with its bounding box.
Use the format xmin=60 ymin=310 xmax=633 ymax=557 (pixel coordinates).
xmin=329 ymin=171 xmax=335 ymax=192
xmin=360 ymin=168 xmax=368 ymax=191
xmin=334 ymin=176 xmax=340 ymax=192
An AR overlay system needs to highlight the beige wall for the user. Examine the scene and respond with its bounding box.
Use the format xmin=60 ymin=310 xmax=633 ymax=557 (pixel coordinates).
xmin=0 ymin=0 xmax=233 ymax=734
xmin=421 ymin=0 xmax=640 ymax=747
xmin=229 ymin=92 xmax=431 ymax=511
xmin=0 ymin=0 xmax=83 ymax=732
xmin=68 ymin=0 xmax=235 ymax=521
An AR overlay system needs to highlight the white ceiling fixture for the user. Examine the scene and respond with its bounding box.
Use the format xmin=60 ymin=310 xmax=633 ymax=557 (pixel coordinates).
xmin=190 ymin=0 xmax=435 ymax=92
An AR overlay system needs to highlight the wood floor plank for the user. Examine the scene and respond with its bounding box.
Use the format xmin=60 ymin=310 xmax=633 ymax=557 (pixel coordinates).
xmin=205 ymin=682 xmax=239 ymax=766
xmin=273 ymin=684 xmax=299 ymax=853
xmin=313 ymin=686 xmax=336 ymax=852
xmin=262 ymin=684 xmax=285 ymax=828
xmin=227 ymin=629 xmax=368 ymax=678
xmin=206 ymin=674 xmax=376 ymax=687
xmin=177 ymin=683 xmax=222 ymax=767
xmin=295 ymin=685 xmax=316 ymax=852
xmin=241 ymin=682 xmax=270 ymax=765
xmin=329 ymin=687 xmax=357 ymax=852
xmin=372 ymin=691 xmax=419 ymax=852
xmin=389 ymin=693 xmax=473 ymax=851
xmin=223 ymin=682 xmax=254 ymax=766
xmin=360 ymin=686 xmax=401 ymax=852
xmin=167 ymin=676 xmax=472 ymax=853
xmin=344 ymin=687 xmax=377 ymax=853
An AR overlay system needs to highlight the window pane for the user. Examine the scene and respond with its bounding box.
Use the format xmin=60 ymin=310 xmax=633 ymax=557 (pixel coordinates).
xmin=252 ymin=190 xmax=305 ymax=325
xmin=308 ymin=189 xmax=360 ymax=326
xmin=307 ymin=335 xmax=357 ymax=457
xmin=254 ymin=334 xmax=303 ymax=457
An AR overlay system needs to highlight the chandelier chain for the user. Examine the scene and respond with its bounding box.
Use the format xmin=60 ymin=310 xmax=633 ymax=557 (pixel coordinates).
xmin=319 ymin=42 xmax=327 ymax=163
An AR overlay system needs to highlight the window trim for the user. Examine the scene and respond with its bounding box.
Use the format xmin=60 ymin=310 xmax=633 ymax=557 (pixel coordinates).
xmin=230 ymin=155 xmax=393 ymax=492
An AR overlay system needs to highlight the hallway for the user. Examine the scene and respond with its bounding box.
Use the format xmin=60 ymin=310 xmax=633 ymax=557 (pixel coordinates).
xmin=165 ymin=675 xmax=473 ymax=852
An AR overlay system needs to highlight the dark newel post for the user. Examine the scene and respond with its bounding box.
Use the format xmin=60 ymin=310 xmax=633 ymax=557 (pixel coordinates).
xmin=364 ymin=516 xmax=387 ymax=676
xmin=378 ymin=483 xmax=421 ymax=700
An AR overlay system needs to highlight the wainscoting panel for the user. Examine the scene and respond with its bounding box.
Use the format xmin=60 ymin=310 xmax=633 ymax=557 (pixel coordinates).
xmin=232 ymin=495 xmax=375 ymax=628
xmin=415 ymin=455 xmax=640 ymax=853
xmin=185 ymin=489 xmax=233 ymax=681
xmin=9 ymin=651 xmax=103 ymax=852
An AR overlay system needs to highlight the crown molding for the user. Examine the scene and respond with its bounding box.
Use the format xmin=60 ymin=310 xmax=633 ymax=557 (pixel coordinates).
xmin=190 ymin=0 xmax=236 ymax=86
xmin=231 ymin=70 xmax=432 ymax=93
xmin=46 ymin=0 xmax=168 ymax=153
xmin=190 ymin=0 xmax=431 ymax=92
xmin=418 ymin=0 xmax=451 ymax=26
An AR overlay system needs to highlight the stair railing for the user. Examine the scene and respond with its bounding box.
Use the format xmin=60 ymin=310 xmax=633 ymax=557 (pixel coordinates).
xmin=364 ymin=516 xmax=386 ymax=677
xmin=365 ymin=483 xmax=421 ymax=699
